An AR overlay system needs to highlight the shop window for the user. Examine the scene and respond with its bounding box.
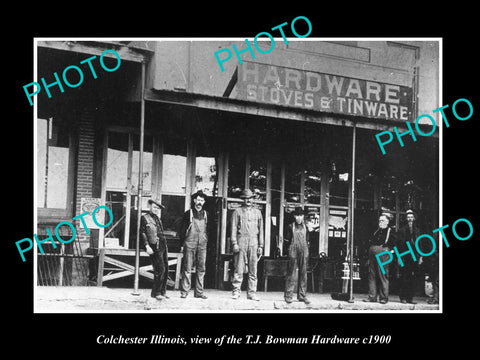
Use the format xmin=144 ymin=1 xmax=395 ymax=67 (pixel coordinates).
xmin=161 ymin=194 xmax=185 ymax=235
xmin=37 ymin=117 xmax=71 ymax=210
xmin=329 ymin=176 xmax=349 ymax=206
xmin=227 ymin=151 xmax=245 ymax=198
xmin=106 ymin=132 xmax=129 ymax=190
xmin=355 ymin=176 xmax=374 ymax=210
xmin=104 ymin=191 xmax=127 ymax=248
xmin=305 ymin=205 xmax=321 ymax=254
xmin=285 ymin=164 xmax=302 ymax=203
xmin=304 ymin=167 xmax=322 ymax=204
xmin=249 ymin=155 xmax=267 ymax=201
xmin=192 ymin=138 xmax=219 ymax=197
xmin=195 ymin=156 xmax=218 ymax=197
xmin=160 ymin=137 xmax=187 ymax=236
xmin=327 ymin=208 xmax=348 ymax=259
xmin=399 ymin=180 xmax=417 ymax=212
xmin=104 ymin=132 xmax=129 ymax=248
xmin=162 ymin=137 xmax=187 ymax=194
xmin=380 ymin=180 xmax=396 ymax=211
xmin=131 ymin=135 xmax=153 ymax=195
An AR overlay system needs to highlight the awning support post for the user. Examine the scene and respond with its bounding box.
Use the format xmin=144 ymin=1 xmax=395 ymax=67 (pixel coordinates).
xmin=133 ymin=61 xmax=146 ymax=296
xmin=348 ymin=122 xmax=356 ymax=303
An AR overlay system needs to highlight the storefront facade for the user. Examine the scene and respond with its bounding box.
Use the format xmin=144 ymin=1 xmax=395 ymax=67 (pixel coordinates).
xmin=36 ymin=39 xmax=439 ymax=294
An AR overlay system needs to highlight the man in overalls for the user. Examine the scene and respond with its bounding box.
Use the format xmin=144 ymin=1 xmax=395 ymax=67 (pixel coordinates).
xmin=140 ymin=199 xmax=169 ymax=300
xmin=284 ymin=206 xmax=312 ymax=304
xmin=179 ymin=190 xmax=209 ymax=299
xmin=231 ymin=189 xmax=264 ymax=301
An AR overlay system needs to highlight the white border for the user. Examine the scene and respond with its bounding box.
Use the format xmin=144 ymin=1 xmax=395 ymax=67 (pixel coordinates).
xmin=33 ymin=41 xmax=38 ymax=312
xmin=33 ymin=37 xmax=442 ymax=314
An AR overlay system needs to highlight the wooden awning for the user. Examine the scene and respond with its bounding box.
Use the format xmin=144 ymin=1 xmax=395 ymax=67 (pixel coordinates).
xmin=144 ymin=88 xmax=439 ymax=138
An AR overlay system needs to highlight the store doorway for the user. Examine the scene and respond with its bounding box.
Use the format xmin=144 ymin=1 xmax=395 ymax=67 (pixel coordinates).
xmin=101 ymin=130 xmax=154 ymax=249
xmin=219 ymin=151 xmax=328 ymax=258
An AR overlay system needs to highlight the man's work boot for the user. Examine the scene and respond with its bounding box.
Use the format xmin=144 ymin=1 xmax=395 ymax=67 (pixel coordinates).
xmin=298 ymin=297 xmax=311 ymax=305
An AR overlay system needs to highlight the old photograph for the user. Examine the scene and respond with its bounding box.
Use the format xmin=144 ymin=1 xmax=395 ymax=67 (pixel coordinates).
xmin=32 ymin=39 xmax=441 ymax=312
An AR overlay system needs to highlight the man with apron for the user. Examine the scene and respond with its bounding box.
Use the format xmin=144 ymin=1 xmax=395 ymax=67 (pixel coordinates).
xmin=364 ymin=213 xmax=396 ymax=304
xmin=230 ymin=189 xmax=264 ymax=301
xmin=179 ymin=191 xmax=209 ymax=299
xmin=140 ymin=199 xmax=169 ymax=300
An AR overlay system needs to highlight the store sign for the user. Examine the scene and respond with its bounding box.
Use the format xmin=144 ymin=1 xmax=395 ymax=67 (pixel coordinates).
xmin=236 ymin=61 xmax=414 ymax=122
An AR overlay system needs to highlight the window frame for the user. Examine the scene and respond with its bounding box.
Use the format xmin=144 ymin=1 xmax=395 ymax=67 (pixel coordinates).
xmin=37 ymin=118 xmax=77 ymax=222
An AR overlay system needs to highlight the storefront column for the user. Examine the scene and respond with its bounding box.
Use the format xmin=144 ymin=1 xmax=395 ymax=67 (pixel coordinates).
xmin=319 ymin=137 xmax=330 ymax=256
xmin=217 ymin=152 xmax=229 ymax=289
xmin=319 ymin=169 xmax=329 ymax=255
xmin=348 ymin=123 xmax=357 ymax=302
xmin=265 ymin=160 xmax=272 ymax=256
xmin=278 ymin=162 xmax=286 ymax=256
xmin=133 ymin=61 xmax=146 ymax=295
xmin=219 ymin=152 xmax=228 ymax=255
xmin=185 ymin=140 xmax=196 ymax=210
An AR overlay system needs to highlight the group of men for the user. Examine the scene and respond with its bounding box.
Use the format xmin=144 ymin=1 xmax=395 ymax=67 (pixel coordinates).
xmin=140 ymin=188 xmax=309 ymax=303
xmin=140 ymin=189 xmax=439 ymax=305
xmin=140 ymin=190 xmax=210 ymax=301
xmin=365 ymin=210 xmax=439 ymax=305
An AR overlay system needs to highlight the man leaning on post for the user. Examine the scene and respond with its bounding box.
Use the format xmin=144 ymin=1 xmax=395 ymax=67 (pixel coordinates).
xmin=140 ymin=199 xmax=169 ymax=301
xmin=363 ymin=213 xmax=396 ymax=304
xmin=230 ymin=188 xmax=264 ymax=301
xmin=178 ymin=190 xmax=209 ymax=299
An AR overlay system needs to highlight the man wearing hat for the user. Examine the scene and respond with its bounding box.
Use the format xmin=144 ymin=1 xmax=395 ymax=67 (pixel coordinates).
xmin=396 ymin=209 xmax=421 ymax=304
xmin=364 ymin=213 xmax=396 ymax=304
xmin=140 ymin=199 xmax=169 ymax=300
xmin=284 ymin=206 xmax=312 ymax=304
xmin=230 ymin=188 xmax=264 ymax=301
xmin=178 ymin=190 xmax=209 ymax=299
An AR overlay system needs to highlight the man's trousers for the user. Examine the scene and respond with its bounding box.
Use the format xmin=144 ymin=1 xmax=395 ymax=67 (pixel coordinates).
xmin=150 ymin=247 xmax=168 ymax=298
xmin=367 ymin=245 xmax=390 ymax=302
xmin=232 ymin=241 xmax=258 ymax=297
xmin=398 ymin=264 xmax=416 ymax=302
xmin=284 ymin=241 xmax=309 ymax=301
xmin=180 ymin=245 xmax=206 ymax=296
